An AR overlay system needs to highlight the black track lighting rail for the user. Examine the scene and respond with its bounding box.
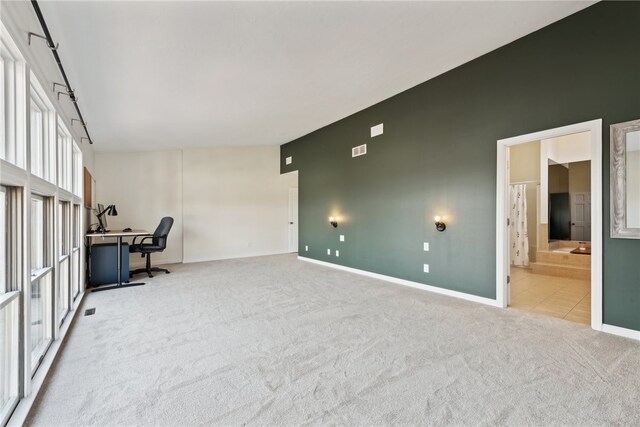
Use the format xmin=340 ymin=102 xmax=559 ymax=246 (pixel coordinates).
xmin=30 ymin=1 xmax=93 ymax=144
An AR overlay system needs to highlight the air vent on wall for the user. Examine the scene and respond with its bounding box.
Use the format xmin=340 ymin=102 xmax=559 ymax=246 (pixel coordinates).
xmin=352 ymin=144 xmax=367 ymax=158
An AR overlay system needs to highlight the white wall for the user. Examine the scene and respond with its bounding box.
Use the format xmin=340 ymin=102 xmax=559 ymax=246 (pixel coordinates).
xmin=95 ymin=146 xmax=298 ymax=267
xmin=182 ymin=146 xmax=297 ymax=263
xmin=94 ymin=150 xmax=184 ymax=266
xmin=509 ymin=141 xmax=540 ymax=260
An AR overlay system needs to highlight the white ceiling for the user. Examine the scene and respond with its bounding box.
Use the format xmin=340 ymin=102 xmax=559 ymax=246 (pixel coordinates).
xmin=39 ymin=1 xmax=595 ymax=152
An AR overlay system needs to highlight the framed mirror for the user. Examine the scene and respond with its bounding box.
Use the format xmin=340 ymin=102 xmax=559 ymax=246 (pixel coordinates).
xmin=610 ymin=119 xmax=640 ymax=238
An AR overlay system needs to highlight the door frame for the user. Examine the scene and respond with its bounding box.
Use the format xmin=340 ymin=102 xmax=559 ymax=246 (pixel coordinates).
xmin=496 ymin=119 xmax=603 ymax=331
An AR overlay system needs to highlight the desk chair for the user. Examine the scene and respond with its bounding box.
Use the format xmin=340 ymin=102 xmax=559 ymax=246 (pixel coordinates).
xmin=129 ymin=217 xmax=174 ymax=278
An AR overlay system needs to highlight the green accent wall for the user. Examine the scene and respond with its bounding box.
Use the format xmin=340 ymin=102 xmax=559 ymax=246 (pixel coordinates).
xmin=280 ymin=2 xmax=640 ymax=331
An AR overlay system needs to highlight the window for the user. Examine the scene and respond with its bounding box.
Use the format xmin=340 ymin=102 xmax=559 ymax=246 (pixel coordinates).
xmin=1 ymin=21 xmax=87 ymax=420
xmin=72 ymin=142 xmax=81 ymax=196
xmin=0 ymin=24 xmax=26 ymax=168
xmin=71 ymin=204 xmax=81 ymax=300
xmin=2 ymin=186 xmax=21 ymax=294
xmin=57 ymin=201 xmax=70 ymax=322
xmin=0 ymin=187 xmax=19 ymax=424
xmin=29 ymin=101 xmax=42 ymax=177
xmin=57 ymin=120 xmax=72 ymax=192
xmin=30 ymin=195 xmax=52 ymax=371
xmin=0 ymin=187 xmax=5 ymax=293
xmin=0 ymin=291 xmax=20 ymax=425
xmin=30 ymin=75 xmax=55 ymax=182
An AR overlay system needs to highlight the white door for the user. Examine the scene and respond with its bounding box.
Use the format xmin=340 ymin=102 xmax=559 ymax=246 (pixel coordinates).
xmin=288 ymin=188 xmax=298 ymax=252
xmin=571 ymin=192 xmax=591 ymax=241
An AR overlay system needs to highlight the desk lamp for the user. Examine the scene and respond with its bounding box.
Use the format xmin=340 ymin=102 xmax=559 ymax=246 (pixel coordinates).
xmin=96 ymin=204 xmax=118 ymax=232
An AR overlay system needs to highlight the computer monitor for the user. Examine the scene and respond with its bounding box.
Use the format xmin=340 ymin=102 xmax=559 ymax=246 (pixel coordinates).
xmin=96 ymin=203 xmax=108 ymax=232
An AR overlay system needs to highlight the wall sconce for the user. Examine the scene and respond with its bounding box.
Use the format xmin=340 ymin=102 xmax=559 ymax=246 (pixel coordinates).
xmin=434 ymin=216 xmax=446 ymax=232
xmin=329 ymin=216 xmax=338 ymax=228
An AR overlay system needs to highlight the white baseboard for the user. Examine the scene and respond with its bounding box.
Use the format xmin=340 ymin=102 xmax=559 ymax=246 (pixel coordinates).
xmin=184 ymin=251 xmax=292 ymax=265
xmin=8 ymin=291 xmax=87 ymax=426
xmin=602 ymin=323 xmax=640 ymax=341
xmin=298 ymin=256 xmax=501 ymax=307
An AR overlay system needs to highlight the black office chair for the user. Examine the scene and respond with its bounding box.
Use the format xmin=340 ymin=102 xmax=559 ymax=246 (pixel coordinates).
xmin=130 ymin=217 xmax=174 ymax=278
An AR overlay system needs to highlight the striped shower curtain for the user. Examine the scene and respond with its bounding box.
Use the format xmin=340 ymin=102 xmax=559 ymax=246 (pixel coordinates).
xmin=510 ymin=184 xmax=529 ymax=267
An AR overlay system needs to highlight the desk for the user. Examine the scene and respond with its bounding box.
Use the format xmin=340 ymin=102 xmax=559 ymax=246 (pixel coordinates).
xmin=86 ymin=229 xmax=149 ymax=291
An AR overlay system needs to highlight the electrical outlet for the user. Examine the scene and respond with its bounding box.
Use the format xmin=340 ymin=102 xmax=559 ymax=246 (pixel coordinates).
xmin=340 ymin=235 xmax=345 ymax=242
xmin=327 ymin=249 xmax=331 ymax=255
xmin=423 ymin=264 xmax=429 ymax=273
xmin=336 ymin=250 xmax=340 ymax=257
xmin=285 ymin=156 xmax=292 ymax=165
xmin=424 ymin=242 xmax=429 ymax=251
xmin=305 ymin=245 xmax=308 ymax=251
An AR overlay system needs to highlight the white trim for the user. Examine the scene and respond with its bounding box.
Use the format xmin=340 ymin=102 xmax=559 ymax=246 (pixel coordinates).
xmin=0 ymin=290 xmax=19 ymax=310
xmin=7 ymin=290 xmax=87 ymax=427
xmin=0 ymin=159 xmax=29 ymax=186
xmin=29 ymin=266 xmax=53 ymax=283
xmin=496 ymin=119 xmax=603 ymax=330
xmin=299 ymin=256 xmax=502 ymax=307
xmin=602 ymin=323 xmax=640 ymax=341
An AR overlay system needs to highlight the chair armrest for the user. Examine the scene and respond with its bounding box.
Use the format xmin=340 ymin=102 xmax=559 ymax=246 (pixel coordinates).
xmin=132 ymin=234 xmax=153 ymax=245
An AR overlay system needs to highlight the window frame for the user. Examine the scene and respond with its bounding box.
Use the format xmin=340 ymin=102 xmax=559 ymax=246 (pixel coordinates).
xmin=56 ymin=120 xmax=72 ymax=192
xmin=0 ymin=291 xmax=20 ymax=425
xmin=72 ymin=142 xmax=82 ymax=196
xmin=29 ymin=74 xmax=55 ymax=183
xmin=29 ymin=194 xmax=53 ymax=373
xmin=0 ymin=186 xmax=6 ymax=294
xmin=57 ymin=200 xmax=71 ymax=323
xmin=71 ymin=204 xmax=81 ymax=300
xmin=0 ymin=23 xmax=27 ymax=169
xmin=1 ymin=20 xmax=87 ymax=421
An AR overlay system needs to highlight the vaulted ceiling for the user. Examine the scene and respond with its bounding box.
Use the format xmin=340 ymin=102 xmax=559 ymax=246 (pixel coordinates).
xmin=39 ymin=1 xmax=595 ymax=152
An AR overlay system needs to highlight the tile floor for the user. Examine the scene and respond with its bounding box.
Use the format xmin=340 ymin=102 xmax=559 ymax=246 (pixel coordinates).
xmin=509 ymin=267 xmax=590 ymax=324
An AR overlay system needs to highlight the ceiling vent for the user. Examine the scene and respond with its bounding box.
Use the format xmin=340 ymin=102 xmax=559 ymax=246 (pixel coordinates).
xmin=352 ymin=144 xmax=367 ymax=158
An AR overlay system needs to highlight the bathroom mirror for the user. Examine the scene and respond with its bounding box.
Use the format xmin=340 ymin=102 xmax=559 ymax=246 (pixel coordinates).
xmin=610 ymin=119 xmax=640 ymax=238
xmin=548 ymin=160 xmax=591 ymax=242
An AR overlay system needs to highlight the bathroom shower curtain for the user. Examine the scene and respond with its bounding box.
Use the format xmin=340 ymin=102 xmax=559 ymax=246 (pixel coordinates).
xmin=510 ymin=184 xmax=530 ymax=266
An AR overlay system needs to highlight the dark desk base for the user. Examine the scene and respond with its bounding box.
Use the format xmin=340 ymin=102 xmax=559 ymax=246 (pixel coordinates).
xmin=92 ymin=282 xmax=146 ymax=292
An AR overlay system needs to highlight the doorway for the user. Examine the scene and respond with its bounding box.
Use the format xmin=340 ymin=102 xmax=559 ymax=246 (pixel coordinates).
xmin=496 ymin=119 xmax=602 ymax=330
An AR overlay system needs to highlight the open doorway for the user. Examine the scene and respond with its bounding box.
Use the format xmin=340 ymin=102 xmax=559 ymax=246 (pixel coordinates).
xmin=496 ymin=120 xmax=602 ymax=330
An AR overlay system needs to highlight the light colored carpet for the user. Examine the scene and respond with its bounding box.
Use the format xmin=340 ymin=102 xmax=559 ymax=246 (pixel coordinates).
xmin=28 ymin=254 xmax=640 ymax=426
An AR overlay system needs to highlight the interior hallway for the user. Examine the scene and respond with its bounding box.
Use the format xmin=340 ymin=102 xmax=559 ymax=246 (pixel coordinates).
xmin=28 ymin=255 xmax=638 ymax=425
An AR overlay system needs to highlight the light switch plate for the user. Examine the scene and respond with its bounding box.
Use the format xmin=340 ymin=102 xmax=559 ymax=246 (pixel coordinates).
xmin=327 ymin=249 xmax=331 ymax=255
xmin=424 ymin=242 xmax=429 ymax=251
xmin=340 ymin=235 xmax=345 ymax=242
xmin=285 ymin=156 xmax=292 ymax=165
xmin=305 ymin=245 xmax=308 ymax=251
xmin=424 ymin=264 xmax=429 ymax=273
xmin=336 ymin=250 xmax=340 ymax=257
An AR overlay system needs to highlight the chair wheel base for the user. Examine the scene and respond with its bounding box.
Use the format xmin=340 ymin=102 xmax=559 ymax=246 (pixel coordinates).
xmin=130 ymin=266 xmax=170 ymax=279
